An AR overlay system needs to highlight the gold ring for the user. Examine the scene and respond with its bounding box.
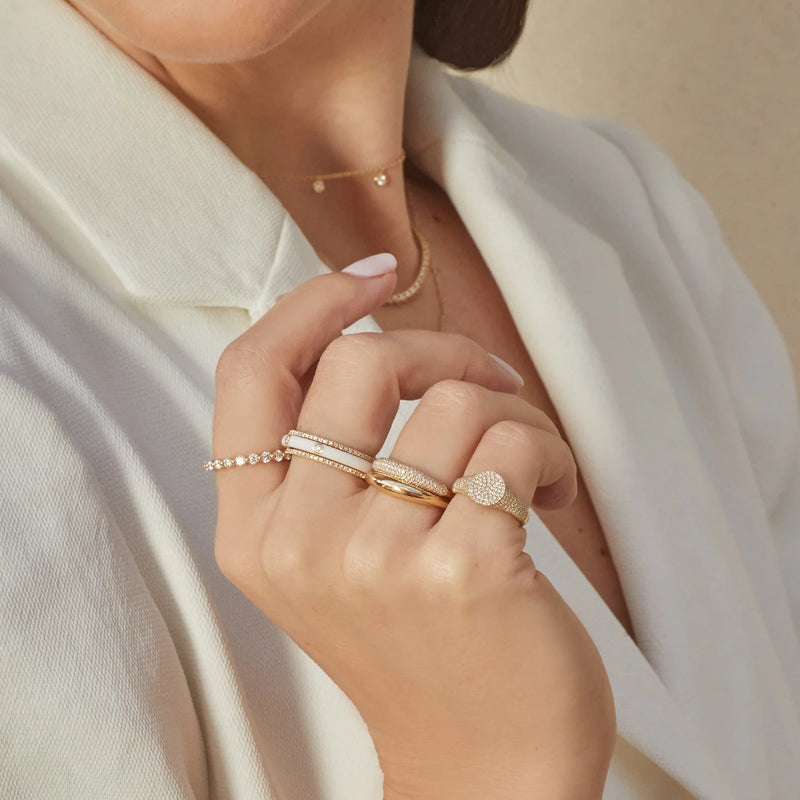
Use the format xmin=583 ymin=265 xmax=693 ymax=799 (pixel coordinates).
xmin=371 ymin=458 xmax=453 ymax=499
xmin=365 ymin=474 xmax=451 ymax=509
xmin=203 ymin=449 xmax=290 ymax=472
xmin=282 ymin=430 xmax=374 ymax=461
xmin=452 ymin=470 xmax=530 ymax=525
xmin=281 ymin=430 xmax=375 ymax=480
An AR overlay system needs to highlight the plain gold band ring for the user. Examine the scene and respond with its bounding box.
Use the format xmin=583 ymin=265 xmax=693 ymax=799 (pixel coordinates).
xmin=365 ymin=474 xmax=451 ymax=509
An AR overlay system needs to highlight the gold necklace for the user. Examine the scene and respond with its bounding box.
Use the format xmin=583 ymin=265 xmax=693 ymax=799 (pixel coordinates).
xmin=386 ymin=188 xmax=430 ymax=306
xmin=387 ymin=208 xmax=446 ymax=330
xmin=279 ymin=150 xmax=444 ymax=325
xmin=315 ymin=183 xmax=436 ymax=309
xmin=268 ymin=150 xmax=407 ymax=194
xmin=399 ymin=179 xmax=446 ymax=330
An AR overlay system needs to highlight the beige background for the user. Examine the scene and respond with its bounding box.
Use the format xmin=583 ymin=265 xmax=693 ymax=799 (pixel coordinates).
xmin=474 ymin=0 xmax=799 ymax=386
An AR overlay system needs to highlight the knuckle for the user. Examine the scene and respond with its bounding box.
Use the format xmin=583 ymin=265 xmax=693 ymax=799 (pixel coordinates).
xmin=563 ymin=440 xmax=579 ymax=476
xmin=482 ymin=419 xmax=542 ymax=454
xmin=415 ymin=533 xmax=544 ymax=609
xmin=416 ymin=540 xmax=482 ymax=600
xmin=421 ymin=379 xmax=485 ymax=417
xmin=508 ymin=552 xmax=542 ymax=594
xmin=215 ymin=339 xmax=278 ymax=388
xmin=340 ymin=537 xmax=389 ymax=593
xmin=539 ymin=412 xmax=562 ymax=437
xmin=441 ymin=331 xmax=481 ymax=355
xmin=317 ymin=333 xmax=385 ymax=379
xmin=260 ymin=537 xmax=316 ymax=584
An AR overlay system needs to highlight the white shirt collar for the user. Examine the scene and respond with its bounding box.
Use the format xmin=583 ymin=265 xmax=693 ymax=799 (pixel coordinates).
xmin=0 ymin=0 xmax=526 ymax=312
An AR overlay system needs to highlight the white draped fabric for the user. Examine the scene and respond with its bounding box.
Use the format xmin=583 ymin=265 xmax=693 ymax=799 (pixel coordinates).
xmin=1 ymin=1 xmax=799 ymax=797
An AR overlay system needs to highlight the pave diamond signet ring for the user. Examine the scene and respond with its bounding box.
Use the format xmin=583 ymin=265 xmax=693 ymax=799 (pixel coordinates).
xmin=451 ymin=470 xmax=530 ymax=525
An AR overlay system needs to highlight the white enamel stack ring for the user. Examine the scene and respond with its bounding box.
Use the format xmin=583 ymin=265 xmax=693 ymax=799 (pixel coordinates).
xmin=281 ymin=430 xmax=375 ymax=480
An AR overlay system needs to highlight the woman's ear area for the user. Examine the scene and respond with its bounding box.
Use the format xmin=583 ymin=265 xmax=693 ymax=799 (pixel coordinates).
xmin=413 ymin=0 xmax=531 ymax=71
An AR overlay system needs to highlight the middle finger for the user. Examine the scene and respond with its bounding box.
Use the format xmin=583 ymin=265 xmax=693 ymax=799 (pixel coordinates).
xmin=286 ymin=330 xmax=524 ymax=495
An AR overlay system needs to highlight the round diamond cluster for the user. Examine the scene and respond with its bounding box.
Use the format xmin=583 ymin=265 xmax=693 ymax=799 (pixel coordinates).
xmin=467 ymin=471 xmax=506 ymax=506
xmin=203 ymin=449 xmax=289 ymax=472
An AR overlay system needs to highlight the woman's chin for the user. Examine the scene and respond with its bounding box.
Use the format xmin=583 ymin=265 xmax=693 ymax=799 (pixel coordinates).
xmin=68 ymin=0 xmax=330 ymax=64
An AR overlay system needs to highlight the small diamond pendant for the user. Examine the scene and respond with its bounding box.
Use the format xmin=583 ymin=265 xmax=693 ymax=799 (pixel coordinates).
xmin=373 ymin=172 xmax=388 ymax=187
xmin=312 ymin=178 xmax=326 ymax=193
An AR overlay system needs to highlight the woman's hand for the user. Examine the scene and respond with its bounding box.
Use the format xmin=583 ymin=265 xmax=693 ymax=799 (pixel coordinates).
xmin=212 ymin=253 xmax=616 ymax=800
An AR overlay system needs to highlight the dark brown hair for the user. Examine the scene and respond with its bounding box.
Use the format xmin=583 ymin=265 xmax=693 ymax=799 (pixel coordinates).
xmin=413 ymin=0 xmax=532 ymax=71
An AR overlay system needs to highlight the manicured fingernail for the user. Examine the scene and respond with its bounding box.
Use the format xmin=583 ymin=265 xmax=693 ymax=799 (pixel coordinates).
xmin=489 ymin=353 xmax=524 ymax=387
xmin=341 ymin=252 xmax=397 ymax=277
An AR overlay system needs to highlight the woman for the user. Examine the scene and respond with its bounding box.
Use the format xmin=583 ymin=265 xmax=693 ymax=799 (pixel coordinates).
xmin=1 ymin=0 xmax=798 ymax=797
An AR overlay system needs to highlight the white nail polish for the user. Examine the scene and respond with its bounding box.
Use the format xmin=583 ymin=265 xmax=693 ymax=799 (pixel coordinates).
xmin=489 ymin=353 xmax=524 ymax=387
xmin=341 ymin=252 xmax=397 ymax=277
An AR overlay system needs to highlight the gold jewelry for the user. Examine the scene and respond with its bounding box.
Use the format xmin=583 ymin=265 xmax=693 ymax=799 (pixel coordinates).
xmin=382 ymin=182 xmax=432 ymax=306
xmin=281 ymin=430 xmax=375 ymax=480
xmin=307 ymin=158 xmax=443 ymax=319
xmin=315 ymin=208 xmax=432 ymax=308
xmin=372 ymin=458 xmax=453 ymax=498
xmin=365 ymin=474 xmax=451 ymax=509
xmin=386 ymin=220 xmax=430 ymax=305
xmin=268 ymin=151 xmax=406 ymax=194
xmin=203 ymin=449 xmax=290 ymax=472
xmin=452 ymin=470 xmax=531 ymax=526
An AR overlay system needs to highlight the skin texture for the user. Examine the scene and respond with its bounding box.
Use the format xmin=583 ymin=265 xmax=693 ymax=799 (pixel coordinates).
xmin=65 ymin=0 xmax=333 ymax=62
xmin=62 ymin=1 xmax=618 ymax=794
xmin=64 ymin=0 xmax=425 ymax=293
xmin=213 ymin=263 xmax=616 ymax=798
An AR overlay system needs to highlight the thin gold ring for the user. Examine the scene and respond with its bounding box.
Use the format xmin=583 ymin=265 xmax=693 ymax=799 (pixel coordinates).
xmin=365 ymin=474 xmax=451 ymax=509
xmin=203 ymin=449 xmax=289 ymax=472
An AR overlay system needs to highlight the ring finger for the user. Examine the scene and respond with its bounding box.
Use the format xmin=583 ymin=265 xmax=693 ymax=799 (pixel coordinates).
xmin=285 ymin=330 xmax=524 ymax=496
xmin=415 ymin=417 xmax=576 ymax=588
xmin=351 ymin=382 xmax=576 ymax=575
xmin=375 ymin=380 xmax=576 ymax=522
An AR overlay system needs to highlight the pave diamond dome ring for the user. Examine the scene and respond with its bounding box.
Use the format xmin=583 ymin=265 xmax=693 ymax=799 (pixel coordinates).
xmin=371 ymin=458 xmax=453 ymax=499
xmin=366 ymin=457 xmax=453 ymax=509
xmin=451 ymin=470 xmax=530 ymax=525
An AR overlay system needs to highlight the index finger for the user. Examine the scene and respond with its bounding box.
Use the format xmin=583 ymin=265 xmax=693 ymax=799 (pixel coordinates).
xmin=211 ymin=253 xmax=398 ymax=494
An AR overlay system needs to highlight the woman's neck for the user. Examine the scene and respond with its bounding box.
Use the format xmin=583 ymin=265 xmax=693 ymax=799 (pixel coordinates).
xmin=69 ymin=0 xmax=424 ymax=286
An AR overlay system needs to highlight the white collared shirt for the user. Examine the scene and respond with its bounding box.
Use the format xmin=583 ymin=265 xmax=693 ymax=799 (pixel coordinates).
xmin=2 ymin=1 xmax=799 ymax=798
